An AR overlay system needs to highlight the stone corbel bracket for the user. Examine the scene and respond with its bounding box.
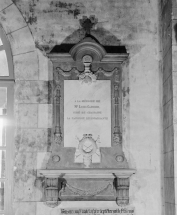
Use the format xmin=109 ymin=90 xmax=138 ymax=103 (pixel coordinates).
xmin=37 ymin=169 xmax=135 ymax=207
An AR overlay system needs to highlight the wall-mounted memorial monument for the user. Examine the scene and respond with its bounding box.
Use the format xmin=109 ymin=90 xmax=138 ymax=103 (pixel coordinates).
xmin=37 ymin=16 xmax=135 ymax=208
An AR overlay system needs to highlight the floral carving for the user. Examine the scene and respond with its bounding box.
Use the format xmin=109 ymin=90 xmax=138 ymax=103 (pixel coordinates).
xmin=113 ymin=132 xmax=122 ymax=145
xmin=54 ymin=132 xmax=62 ymax=144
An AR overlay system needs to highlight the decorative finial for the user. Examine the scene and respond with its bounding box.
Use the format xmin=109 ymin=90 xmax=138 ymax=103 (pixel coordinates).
xmin=79 ymin=15 xmax=98 ymax=35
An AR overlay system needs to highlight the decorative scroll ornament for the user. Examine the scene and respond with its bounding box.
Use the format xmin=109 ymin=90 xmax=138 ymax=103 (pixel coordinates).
xmin=75 ymin=134 xmax=100 ymax=168
xmin=115 ymin=178 xmax=130 ymax=206
xmin=97 ymin=67 xmax=120 ymax=78
xmin=79 ymin=55 xmax=97 ymax=84
xmin=44 ymin=178 xmax=65 ymax=208
xmin=56 ymin=67 xmax=79 ymax=77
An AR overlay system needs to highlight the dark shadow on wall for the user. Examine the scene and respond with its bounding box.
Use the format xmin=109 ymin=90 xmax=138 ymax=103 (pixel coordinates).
xmin=62 ymin=27 xmax=121 ymax=46
xmin=174 ymin=23 xmax=177 ymax=43
xmin=41 ymin=27 xmax=123 ymax=53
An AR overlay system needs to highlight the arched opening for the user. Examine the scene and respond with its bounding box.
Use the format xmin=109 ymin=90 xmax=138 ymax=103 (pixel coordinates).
xmin=0 ymin=26 xmax=14 ymax=215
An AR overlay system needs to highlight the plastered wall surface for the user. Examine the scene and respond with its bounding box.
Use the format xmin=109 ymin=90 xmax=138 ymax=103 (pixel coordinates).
xmin=0 ymin=0 xmax=163 ymax=215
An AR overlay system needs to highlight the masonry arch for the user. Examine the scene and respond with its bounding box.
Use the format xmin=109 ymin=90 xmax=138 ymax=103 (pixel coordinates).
xmin=0 ymin=1 xmax=36 ymax=55
xmin=0 ymin=2 xmax=37 ymax=214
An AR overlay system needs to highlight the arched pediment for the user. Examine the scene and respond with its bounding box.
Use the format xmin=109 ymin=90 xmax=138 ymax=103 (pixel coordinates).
xmin=49 ymin=35 xmax=128 ymax=64
xmin=69 ymin=37 xmax=106 ymax=62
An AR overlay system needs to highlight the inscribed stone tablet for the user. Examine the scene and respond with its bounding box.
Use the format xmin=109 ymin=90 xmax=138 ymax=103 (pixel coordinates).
xmin=64 ymin=80 xmax=111 ymax=147
xmin=60 ymin=207 xmax=135 ymax=215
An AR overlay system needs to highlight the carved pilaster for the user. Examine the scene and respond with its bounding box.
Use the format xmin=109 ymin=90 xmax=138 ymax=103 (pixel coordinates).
xmin=54 ymin=84 xmax=62 ymax=144
xmin=115 ymin=177 xmax=129 ymax=206
xmin=113 ymin=83 xmax=122 ymax=145
xmin=53 ymin=67 xmax=80 ymax=145
xmin=53 ymin=67 xmax=62 ymax=144
xmin=96 ymin=67 xmax=122 ymax=146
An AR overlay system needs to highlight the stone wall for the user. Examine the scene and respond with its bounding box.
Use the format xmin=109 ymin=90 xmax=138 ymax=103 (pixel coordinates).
xmin=0 ymin=0 xmax=163 ymax=214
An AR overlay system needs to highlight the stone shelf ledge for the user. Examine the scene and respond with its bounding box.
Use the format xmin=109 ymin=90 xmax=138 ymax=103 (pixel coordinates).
xmin=37 ymin=169 xmax=136 ymax=207
xmin=37 ymin=168 xmax=136 ymax=179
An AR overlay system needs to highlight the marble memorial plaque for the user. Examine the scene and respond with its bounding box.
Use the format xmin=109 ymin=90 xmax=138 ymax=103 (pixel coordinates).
xmin=60 ymin=208 xmax=135 ymax=215
xmin=64 ymin=80 xmax=111 ymax=147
